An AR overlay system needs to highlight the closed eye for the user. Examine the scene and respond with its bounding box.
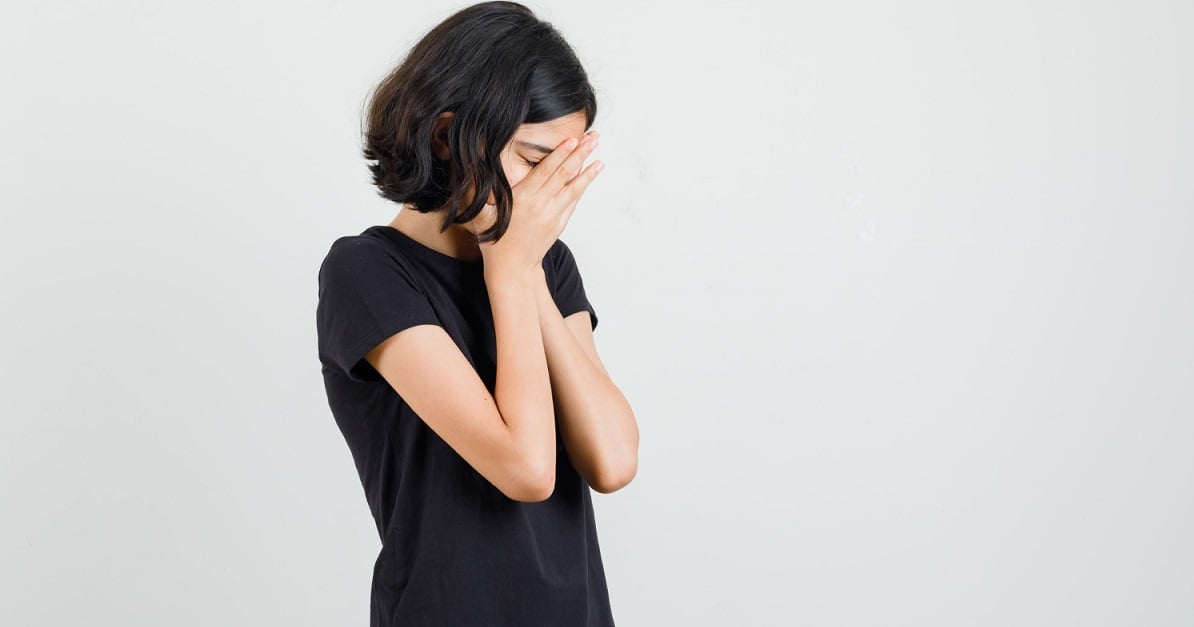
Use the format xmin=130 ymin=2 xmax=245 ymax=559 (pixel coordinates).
xmin=524 ymin=158 xmax=541 ymax=168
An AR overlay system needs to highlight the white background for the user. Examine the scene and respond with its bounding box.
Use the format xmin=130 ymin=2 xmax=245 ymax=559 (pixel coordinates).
xmin=2 ymin=1 xmax=1192 ymax=625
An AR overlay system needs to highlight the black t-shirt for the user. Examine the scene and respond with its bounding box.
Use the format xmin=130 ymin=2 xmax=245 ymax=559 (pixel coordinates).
xmin=315 ymin=224 xmax=614 ymax=627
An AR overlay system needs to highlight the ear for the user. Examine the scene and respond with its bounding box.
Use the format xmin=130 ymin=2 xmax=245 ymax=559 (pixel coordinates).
xmin=430 ymin=111 xmax=454 ymax=161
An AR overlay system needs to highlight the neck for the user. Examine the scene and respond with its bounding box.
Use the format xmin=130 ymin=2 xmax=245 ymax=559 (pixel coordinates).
xmin=388 ymin=204 xmax=483 ymax=263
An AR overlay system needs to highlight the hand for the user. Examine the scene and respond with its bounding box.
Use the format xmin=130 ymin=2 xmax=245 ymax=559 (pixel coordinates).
xmin=473 ymin=132 xmax=603 ymax=274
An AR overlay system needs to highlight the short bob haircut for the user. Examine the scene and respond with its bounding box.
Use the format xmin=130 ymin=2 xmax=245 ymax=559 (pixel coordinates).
xmin=361 ymin=1 xmax=598 ymax=243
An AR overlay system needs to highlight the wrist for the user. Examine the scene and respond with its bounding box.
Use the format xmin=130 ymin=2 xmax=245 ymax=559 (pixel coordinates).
xmin=484 ymin=262 xmax=545 ymax=287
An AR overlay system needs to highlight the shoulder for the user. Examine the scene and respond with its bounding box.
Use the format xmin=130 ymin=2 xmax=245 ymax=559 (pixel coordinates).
xmin=321 ymin=232 xmax=388 ymax=266
xmin=541 ymin=238 xmax=580 ymax=287
xmin=547 ymin=237 xmax=581 ymax=270
xmin=319 ymin=231 xmax=416 ymax=283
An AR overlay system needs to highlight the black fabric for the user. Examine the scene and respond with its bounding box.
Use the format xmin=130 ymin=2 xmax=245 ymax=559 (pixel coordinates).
xmin=315 ymin=224 xmax=611 ymax=627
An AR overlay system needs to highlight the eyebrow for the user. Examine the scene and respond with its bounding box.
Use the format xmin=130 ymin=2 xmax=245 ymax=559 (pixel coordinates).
xmin=514 ymin=140 xmax=556 ymax=155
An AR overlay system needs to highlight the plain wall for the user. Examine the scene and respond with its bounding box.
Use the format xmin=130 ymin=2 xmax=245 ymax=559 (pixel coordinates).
xmin=2 ymin=1 xmax=1191 ymax=625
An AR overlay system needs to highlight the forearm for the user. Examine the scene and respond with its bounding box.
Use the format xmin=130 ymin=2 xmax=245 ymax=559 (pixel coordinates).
xmin=533 ymin=280 xmax=638 ymax=492
xmin=486 ymin=265 xmax=557 ymax=483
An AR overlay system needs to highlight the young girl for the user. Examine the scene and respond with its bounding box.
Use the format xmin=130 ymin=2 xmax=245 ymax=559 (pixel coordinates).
xmin=315 ymin=3 xmax=639 ymax=625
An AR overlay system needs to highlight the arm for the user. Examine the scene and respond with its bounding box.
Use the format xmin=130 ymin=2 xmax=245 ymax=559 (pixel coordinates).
xmin=533 ymin=278 xmax=639 ymax=493
xmin=365 ymin=264 xmax=558 ymax=502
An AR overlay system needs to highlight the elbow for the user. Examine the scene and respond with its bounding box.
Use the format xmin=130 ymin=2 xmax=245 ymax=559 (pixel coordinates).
xmin=507 ymin=476 xmax=556 ymax=502
xmin=502 ymin=457 xmax=557 ymax=503
xmin=590 ymin=429 xmax=639 ymax=494
xmin=589 ymin=457 xmax=637 ymax=494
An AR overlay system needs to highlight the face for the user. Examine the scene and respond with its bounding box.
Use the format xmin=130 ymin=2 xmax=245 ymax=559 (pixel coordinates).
xmin=497 ymin=110 xmax=590 ymax=189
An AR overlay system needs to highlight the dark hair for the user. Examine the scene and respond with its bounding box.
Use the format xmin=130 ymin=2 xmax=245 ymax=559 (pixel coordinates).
xmin=361 ymin=1 xmax=597 ymax=243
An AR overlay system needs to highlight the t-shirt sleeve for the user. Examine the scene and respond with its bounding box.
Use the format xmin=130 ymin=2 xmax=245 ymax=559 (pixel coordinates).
xmin=550 ymin=239 xmax=599 ymax=332
xmin=316 ymin=238 xmax=442 ymax=382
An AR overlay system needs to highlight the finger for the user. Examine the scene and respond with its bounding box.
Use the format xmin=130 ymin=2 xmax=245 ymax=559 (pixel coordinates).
xmin=558 ymin=187 xmax=582 ymax=229
xmin=559 ymin=159 xmax=604 ymax=203
xmin=520 ymin=136 xmax=580 ymax=191
xmin=544 ymin=133 xmax=598 ymax=194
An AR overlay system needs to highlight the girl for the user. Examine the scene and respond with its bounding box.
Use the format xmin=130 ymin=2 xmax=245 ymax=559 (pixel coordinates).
xmin=315 ymin=3 xmax=639 ymax=625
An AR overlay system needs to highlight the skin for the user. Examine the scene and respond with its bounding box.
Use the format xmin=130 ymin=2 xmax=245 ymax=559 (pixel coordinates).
xmin=371 ymin=111 xmax=639 ymax=499
xmin=387 ymin=110 xmax=595 ymax=263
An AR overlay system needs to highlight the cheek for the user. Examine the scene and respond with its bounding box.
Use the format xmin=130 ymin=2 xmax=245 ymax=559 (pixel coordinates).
xmin=498 ymin=153 xmax=532 ymax=189
xmin=504 ymin=164 xmax=529 ymax=188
